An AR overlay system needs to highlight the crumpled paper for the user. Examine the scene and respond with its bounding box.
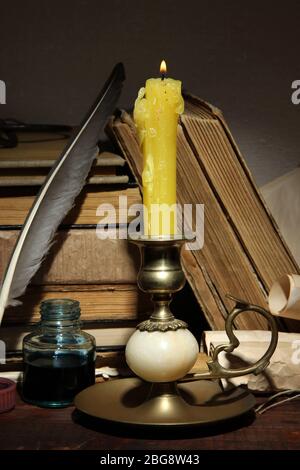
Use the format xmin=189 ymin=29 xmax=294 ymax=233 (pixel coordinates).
xmin=202 ymin=330 xmax=300 ymax=391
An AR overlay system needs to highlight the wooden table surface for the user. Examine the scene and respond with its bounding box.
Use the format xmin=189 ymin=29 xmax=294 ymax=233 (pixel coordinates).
xmin=0 ymin=391 xmax=299 ymax=450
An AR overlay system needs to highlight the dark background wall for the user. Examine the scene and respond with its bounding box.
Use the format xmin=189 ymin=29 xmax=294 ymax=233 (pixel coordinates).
xmin=0 ymin=0 xmax=299 ymax=186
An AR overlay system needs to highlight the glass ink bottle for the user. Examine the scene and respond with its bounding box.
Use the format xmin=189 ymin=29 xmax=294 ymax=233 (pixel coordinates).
xmin=22 ymin=299 xmax=96 ymax=407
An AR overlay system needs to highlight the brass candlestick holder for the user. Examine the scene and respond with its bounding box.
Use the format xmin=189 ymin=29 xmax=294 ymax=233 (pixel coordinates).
xmin=75 ymin=236 xmax=278 ymax=427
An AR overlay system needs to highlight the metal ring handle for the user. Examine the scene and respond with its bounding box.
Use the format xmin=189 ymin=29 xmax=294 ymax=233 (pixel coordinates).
xmin=184 ymin=295 xmax=278 ymax=381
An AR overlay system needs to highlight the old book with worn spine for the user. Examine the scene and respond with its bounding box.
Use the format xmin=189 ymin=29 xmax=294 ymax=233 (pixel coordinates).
xmin=107 ymin=95 xmax=300 ymax=331
xmin=0 ymin=131 xmax=129 ymax=186
xmin=2 ymin=284 xmax=150 ymax=325
xmin=0 ymin=185 xmax=141 ymax=226
xmin=0 ymin=230 xmax=139 ymax=285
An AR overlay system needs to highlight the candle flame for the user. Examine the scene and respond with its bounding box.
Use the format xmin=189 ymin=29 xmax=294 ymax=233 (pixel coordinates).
xmin=160 ymin=60 xmax=167 ymax=75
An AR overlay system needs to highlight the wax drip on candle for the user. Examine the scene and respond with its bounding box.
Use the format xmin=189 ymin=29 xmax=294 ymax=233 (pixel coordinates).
xmin=160 ymin=60 xmax=167 ymax=81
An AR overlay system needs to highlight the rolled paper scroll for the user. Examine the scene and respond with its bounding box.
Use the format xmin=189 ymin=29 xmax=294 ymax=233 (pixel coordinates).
xmin=268 ymin=274 xmax=300 ymax=320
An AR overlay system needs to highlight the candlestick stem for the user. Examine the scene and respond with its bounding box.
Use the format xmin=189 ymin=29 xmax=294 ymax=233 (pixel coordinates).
xmin=131 ymin=236 xmax=188 ymax=332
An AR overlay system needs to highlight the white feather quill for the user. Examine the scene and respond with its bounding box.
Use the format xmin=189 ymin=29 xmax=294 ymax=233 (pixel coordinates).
xmin=0 ymin=63 xmax=125 ymax=324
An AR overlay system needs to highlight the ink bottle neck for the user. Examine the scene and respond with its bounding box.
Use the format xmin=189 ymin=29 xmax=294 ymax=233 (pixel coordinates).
xmin=40 ymin=299 xmax=81 ymax=331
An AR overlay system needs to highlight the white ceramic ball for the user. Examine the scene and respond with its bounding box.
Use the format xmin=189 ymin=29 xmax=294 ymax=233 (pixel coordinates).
xmin=125 ymin=329 xmax=199 ymax=382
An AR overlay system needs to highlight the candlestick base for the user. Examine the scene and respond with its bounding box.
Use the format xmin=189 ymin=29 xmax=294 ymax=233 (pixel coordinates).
xmin=74 ymin=377 xmax=256 ymax=427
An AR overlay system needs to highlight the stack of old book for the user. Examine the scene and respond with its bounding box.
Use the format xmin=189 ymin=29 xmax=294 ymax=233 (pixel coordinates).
xmin=0 ymin=132 xmax=147 ymax=355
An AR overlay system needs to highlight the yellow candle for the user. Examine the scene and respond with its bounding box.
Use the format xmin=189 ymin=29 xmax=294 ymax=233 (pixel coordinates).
xmin=134 ymin=61 xmax=184 ymax=236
